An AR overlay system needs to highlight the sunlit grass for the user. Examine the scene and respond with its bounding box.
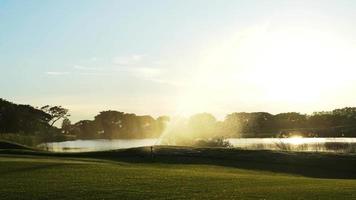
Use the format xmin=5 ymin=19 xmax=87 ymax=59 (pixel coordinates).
xmin=1 ymin=155 xmax=356 ymax=200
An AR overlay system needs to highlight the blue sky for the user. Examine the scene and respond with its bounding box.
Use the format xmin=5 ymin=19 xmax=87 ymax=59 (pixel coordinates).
xmin=1 ymin=0 xmax=356 ymax=122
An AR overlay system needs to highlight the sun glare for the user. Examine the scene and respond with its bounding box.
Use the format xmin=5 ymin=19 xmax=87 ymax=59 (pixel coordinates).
xmin=176 ymin=25 xmax=356 ymax=115
xmin=287 ymin=135 xmax=305 ymax=145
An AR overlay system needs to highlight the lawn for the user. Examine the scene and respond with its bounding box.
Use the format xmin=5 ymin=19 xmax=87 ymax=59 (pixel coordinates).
xmin=1 ymin=141 xmax=356 ymax=199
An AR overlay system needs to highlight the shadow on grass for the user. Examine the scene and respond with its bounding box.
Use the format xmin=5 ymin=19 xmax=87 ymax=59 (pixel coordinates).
xmin=0 ymin=163 xmax=68 ymax=176
xmin=1 ymin=145 xmax=356 ymax=179
xmin=0 ymin=140 xmax=31 ymax=150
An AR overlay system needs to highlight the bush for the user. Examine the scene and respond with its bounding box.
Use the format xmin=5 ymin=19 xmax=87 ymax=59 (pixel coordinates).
xmin=194 ymin=137 xmax=233 ymax=148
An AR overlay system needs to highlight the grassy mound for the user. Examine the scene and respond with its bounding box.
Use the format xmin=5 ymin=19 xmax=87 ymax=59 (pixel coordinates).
xmin=0 ymin=140 xmax=32 ymax=150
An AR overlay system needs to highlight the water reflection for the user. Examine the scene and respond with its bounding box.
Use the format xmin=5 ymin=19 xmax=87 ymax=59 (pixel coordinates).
xmin=228 ymin=137 xmax=356 ymax=153
xmin=39 ymin=137 xmax=356 ymax=153
xmin=39 ymin=138 xmax=158 ymax=152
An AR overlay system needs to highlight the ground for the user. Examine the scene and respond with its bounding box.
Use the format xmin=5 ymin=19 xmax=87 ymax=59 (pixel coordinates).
xmin=1 ymin=142 xmax=356 ymax=199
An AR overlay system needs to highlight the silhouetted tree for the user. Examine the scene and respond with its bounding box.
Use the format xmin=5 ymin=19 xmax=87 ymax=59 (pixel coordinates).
xmin=40 ymin=105 xmax=70 ymax=126
xmin=94 ymin=111 xmax=124 ymax=138
xmin=0 ymin=99 xmax=52 ymax=134
xmin=71 ymin=120 xmax=98 ymax=139
xmin=273 ymin=112 xmax=307 ymax=130
xmin=4 ymin=98 xmax=356 ymax=140
xmin=61 ymin=118 xmax=71 ymax=134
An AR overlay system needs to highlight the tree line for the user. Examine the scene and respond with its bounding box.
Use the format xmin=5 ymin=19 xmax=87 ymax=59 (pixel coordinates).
xmin=64 ymin=111 xmax=169 ymax=139
xmin=1 ymin=98 xmax=356 ymax=143
xmin=0 ymin=98 xmax=169 ymax=141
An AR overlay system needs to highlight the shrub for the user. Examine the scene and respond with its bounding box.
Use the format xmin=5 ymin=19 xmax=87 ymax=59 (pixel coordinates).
xmin=194 ymin=137 xmax=233 ymax=148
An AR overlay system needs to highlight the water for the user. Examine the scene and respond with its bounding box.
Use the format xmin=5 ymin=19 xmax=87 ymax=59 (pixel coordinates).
xmin=39 ymin=137 xmax=356 ymax=153
xmin=39 ymin=138 xmax=158 ymax=152
xmin=228 ymin=137 xmax=356 ymax=153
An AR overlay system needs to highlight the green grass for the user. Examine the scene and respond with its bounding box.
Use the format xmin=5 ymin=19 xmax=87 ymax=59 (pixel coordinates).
xmin=1 ymin=142 xmax=356 ymax=199
xmin=0 ymin=140 xmax=32 ymax=150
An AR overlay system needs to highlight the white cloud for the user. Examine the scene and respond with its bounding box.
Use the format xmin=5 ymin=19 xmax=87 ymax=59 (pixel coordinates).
xmin=113 ymin=54 xmax=145 ymax=65
xmin=133 ymin=67 xmax=161 ymax=78
xmin=130 ymin=67 xmax=186 ymax=87
xmin=45 ymin=71 xmax=70 ymax=76
xmin=78 ymin=72 xmax=111 ymax=76
xmin=73 ymin=65 xmax=101 ymax=71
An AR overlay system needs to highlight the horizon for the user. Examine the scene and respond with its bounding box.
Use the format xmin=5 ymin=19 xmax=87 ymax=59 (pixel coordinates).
xmin=1 ymin=0 xmax=356 ymax=122
xmin=2 ymin=97 xmax=356 ymax=125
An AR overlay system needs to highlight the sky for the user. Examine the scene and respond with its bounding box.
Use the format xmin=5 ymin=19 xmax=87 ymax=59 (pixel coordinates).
xmin=1 ymin=0 xmax=356 ymax=122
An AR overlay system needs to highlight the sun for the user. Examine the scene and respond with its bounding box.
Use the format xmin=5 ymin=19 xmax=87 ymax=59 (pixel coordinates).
xmin=172 ymin=23 xmax=356 ymax=117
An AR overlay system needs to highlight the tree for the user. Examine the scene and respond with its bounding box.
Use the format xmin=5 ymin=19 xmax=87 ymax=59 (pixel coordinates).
xmin=156 ymin=115 xmax=170 ymax=136
xmin=188 ymin=113 xmax=217 ymax=139
xmin=40 ymin=105 xmax=70 ymax=127
xmin=94 ymin=111 xmax=124 ymax=138
xmin=61 ymin=118 xmax=71 ymax=134
xmin=224 ymin=112 xmax=253 ymax=137
xmin=0 ymin=98 xmax=52 ymax=134
xmin=71 ymin=120 xmax=99 ymax=139
xmin=137 ymin=115 xmax=155 ymax=138
xmin=273 ymin=112 xmax=307 ymax=130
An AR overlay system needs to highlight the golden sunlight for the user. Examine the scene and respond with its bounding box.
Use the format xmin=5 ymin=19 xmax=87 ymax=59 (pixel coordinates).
xmin=175 ymin=25 xmax=356 ymax=115
xmin=287 ymin=135 xmax=305 ymax=145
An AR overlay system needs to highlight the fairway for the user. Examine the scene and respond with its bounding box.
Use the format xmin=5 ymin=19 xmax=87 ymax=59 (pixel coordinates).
xmin=1 ymin=154 xmax=356 ymax=200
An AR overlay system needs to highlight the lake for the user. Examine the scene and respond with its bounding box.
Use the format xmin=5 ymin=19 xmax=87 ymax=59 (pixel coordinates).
xmin=39 ymin=137 xmax=356 ymax=153
xmin=39 ymin=138 xmax=158 ymax=152
xmin=228 ymin=137 xmax=356 ymax=153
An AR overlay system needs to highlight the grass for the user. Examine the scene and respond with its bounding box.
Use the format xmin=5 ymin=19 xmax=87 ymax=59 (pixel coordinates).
xmin=0 ymin=133 xmax=47 ymax=146
xmin=0 ymin=140 xmax=32 ymax=150
xmin=1 ymin=141 xmax=356 ymax=199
